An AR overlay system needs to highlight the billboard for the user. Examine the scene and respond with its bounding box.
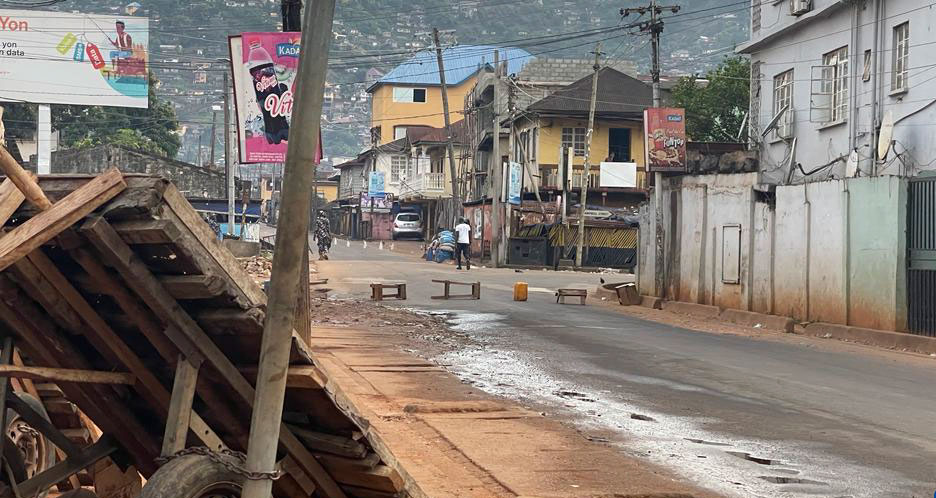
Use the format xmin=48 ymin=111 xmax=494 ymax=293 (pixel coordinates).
xmin=0 ymin=9 xmax=149 ymax=107
xmin=368 ymin=171 xmax=385 ymax=198
xmin=229 ymin=32 xmax=299 ymax=164
xmin=599 ymin=162 xmax=637 ymax=188
xmin=643 ymin=108 xmax=687 ymax=172
xmin=508 ymin=161 xmax=521 ymax=205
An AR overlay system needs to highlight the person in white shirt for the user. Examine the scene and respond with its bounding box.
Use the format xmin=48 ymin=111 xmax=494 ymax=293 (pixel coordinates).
xmin=454 ymin=218 xmax=471 ymax=270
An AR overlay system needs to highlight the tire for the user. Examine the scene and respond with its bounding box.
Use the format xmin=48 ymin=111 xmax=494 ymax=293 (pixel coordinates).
xmin=140 ymin=454 xmax=243 ymax=498
xmin=57 ymin=490 xmax=99 ymax=498
xmin=6 ymin=392 xmax=54 ymax=497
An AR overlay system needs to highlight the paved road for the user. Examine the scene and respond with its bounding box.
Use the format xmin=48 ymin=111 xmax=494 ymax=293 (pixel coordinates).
xmin=318 ymin=239 xmax=936 ymax=498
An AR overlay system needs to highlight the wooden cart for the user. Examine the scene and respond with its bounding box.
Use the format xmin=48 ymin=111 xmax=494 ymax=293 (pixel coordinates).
xmin=0 ymin=161 xmax=405 ymax=497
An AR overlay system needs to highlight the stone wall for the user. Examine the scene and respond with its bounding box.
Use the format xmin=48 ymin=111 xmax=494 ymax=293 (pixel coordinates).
xmin=37 ymin=145 xmax=225 ymax=198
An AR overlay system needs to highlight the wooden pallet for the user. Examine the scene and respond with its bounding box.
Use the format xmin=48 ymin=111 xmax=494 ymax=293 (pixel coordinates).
xmin=0 ymin=167 xmax=406 ymax=497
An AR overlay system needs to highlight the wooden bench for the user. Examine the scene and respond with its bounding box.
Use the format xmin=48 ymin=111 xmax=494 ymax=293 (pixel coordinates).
xmin=370 ymin=282 xmax=407 ymax=301
xmin=431 ymin=280 xmax=480 ymax=300
xmin=556 ymin=288 xmax=587 ymax=305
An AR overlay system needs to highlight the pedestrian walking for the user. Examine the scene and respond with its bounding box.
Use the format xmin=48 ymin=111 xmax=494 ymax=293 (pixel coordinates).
xmin=313 ymin=211 xmax=332 ymax=260
xmin=454 ymin=217 xmax=471 ymax=270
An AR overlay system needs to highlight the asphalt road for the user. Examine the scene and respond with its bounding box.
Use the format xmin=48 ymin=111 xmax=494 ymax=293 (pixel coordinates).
xmin=317 ymin=239 xmax=936 ymax=498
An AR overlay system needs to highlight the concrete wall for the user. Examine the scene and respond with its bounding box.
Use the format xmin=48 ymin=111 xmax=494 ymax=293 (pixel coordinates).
xmin=45 ymin=145 xmax=225 ymax=198
xmin=643 ymin=173 xmax=909 ymax=332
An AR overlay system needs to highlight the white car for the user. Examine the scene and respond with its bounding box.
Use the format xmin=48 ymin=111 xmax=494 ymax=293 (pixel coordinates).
xmin=392 ymin=212 xmax=423 ymax=240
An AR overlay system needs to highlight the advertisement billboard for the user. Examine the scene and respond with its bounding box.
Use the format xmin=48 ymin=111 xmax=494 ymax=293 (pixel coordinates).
xmin=368 ymin=171 xmax=385 ymax=198
xmin=643 ymin=108 xmax=687 ymax=172
xmin=0 ymin=9 xmax=149 ymax=108
xmin=229 ymin=32 xmax=299 ymax=164
xmin=508 ymin=161 xmax=522 ymax=205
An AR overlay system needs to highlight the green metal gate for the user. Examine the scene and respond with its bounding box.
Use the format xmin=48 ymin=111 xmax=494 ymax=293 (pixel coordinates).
xmin=908 ymin=178 xmax=936 ymax=336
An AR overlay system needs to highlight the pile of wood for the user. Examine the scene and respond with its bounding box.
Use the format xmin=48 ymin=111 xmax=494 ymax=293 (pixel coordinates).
xmin=0 ymin=162 xmax=406 ymax=497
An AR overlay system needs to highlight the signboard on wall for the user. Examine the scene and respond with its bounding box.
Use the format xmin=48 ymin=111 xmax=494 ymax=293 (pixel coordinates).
xmin=643 ymin=108 xmax=687 ymax=172
xmin=229 ymin=32 xmax=299 ymax=163
xmin=508 ymin=161 xmax=522 ymax=205
xmin=0 ymin=9 xmax=149 ymax=107
xmin=599 ymin=162 xmax=637 ymax=187
xmin=368 ymin=171 xmax=385 ymax=198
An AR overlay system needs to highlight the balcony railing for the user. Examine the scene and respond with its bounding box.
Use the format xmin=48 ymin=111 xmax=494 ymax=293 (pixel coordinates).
xmin=539 ymin=169 xmax=650 ymax=190
xmin=401 ymin=172 xmax=446 ymax=198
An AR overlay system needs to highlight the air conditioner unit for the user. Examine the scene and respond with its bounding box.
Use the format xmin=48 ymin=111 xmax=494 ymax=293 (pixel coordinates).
xmin=790 ymin=0 xmax=812 ymax=16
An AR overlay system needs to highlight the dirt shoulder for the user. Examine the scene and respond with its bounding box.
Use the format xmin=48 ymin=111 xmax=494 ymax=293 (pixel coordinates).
xmin=309 ymin=298 xmax=717 ymax=498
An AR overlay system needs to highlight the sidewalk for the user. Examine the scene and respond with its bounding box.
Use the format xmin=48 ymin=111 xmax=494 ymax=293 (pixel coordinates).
xmin=309 ymin=318 xmax=713 ymax=498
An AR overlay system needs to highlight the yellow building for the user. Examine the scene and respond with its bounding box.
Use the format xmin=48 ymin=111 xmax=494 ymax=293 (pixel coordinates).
xmin=367 ymin=45 xmax=533 ymax=145
xmin=515 ymin=68 xmax=653 ymax=199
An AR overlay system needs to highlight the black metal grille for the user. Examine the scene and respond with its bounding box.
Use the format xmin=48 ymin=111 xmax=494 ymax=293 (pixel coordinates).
xmin=908 ymin=178 xmax=936 ymax=336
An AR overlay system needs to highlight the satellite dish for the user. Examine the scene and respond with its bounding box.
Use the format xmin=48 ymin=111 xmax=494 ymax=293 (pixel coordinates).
xmin=878 ymin=110 xmax=894 ymax=161
xmin=762 ymin=104 xmax=789 ymax=138
xmin=846 ymin=149 xmax=859 ymax=178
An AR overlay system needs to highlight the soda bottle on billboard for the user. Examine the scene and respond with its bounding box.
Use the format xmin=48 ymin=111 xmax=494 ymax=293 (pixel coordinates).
xmin=246 ymin=39 xmax=290 ymax=145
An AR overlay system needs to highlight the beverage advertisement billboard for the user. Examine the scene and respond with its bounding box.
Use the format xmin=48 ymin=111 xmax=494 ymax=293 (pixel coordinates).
xmin=0 ymin=10 xmax=149 ymax=107
xmin=229 ymin=32 xmax=299 ymax=164
xmin=643 ymin=108 xmax=687 ymax=172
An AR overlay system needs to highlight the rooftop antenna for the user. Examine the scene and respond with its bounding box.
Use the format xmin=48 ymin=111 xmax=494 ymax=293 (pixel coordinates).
xmin=761 ymin=104 xmax=789 ymax=139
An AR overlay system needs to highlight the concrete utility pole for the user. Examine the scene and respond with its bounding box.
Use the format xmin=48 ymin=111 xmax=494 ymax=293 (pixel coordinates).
xmin=622 ymin=0 xmax=679 ymax=297
xmin=490 ymin=51 xmax=502 ymax=268
xmin=209 ymin=110 xmax=217 ymax=168
xmin=224 ymin=70 xmax=235 ymax=236
xmin=241 ymin=2 xmax=337 ymax=498
xmin=575 ymin=42 xmax=602 ymax=268
xmin=431 ymin=28 xmax=461 ymax=225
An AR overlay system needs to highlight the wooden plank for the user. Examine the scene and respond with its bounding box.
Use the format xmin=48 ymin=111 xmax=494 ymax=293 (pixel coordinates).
xmin=20 ymin=251 xmax=223 ymax=453
xmin=0 ymin=168 xmax=126 ymax=272
xmin=338 ymin=484 xmax=401 ymax=498
xmin=80 ymin=218 xmax=346 ymax=498
xmin=280 ymin=456 xmax=317 ymax=496
xmin=195 ymin=307 xmax=265 ymax=335
xmin=316 ymin=451 xmax=380 ymax=472
xmin=111 ymin=219 xmax=182 ymax=245
xmin=328 ymin=465 xmax=403 ymax=494
xmin=161 ymin=356 xmax=199 ymax=457
xmin=0 ymin=365 xmax=134 ymax=385
xmin=0 ymin=145 xmax=51 ymax=210
xmin=287 ymin=425 xmax=367 ymax=459
xmin=238 ymin=365 xmax=326 ymax=390
xmin=0 ymin=178 xmax=26 ymax=227
xmin=14 ymin=436 xmax=118 ymax=498
xmin=159 ymin=274 xmax=226 ymax=299
xmin=160 ymin=185 xmax=267 ymax=305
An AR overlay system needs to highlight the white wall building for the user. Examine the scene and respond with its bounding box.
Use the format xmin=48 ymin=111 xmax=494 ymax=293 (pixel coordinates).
xmin=738 ymin=0 xmax=936 ymax=184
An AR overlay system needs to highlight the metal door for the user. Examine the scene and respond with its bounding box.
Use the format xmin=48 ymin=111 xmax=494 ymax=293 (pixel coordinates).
xmin=908 ymin=178 xmax=936 ymax=336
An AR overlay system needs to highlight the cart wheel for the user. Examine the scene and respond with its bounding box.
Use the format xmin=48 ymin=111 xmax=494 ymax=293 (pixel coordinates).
xmin=57 ymin=490 xmax=99 ymax=498
xmin=6 ymin=392 xmax=55 ymax=496
xmin=140 ymin=454 xmax=243 ymax=498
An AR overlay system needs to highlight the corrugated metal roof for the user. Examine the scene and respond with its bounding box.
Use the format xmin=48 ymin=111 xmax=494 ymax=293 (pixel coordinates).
xmin=373 ymin=45 xmax=533 ymax=88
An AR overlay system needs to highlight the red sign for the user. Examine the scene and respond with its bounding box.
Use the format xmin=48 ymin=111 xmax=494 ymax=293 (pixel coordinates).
xmin=644 ymin=108 xmax=687 ymax=172
xmin=85 ymin=43 xmax=104 ymax=69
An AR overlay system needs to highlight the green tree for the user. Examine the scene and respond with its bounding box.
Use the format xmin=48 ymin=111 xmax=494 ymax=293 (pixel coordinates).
xmin=671 ymin=56 xmax=750 ymax=143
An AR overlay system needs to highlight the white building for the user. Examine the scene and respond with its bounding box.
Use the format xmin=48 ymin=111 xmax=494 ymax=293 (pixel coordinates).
xmin=738 ymin=0 xmax=934 ymax=184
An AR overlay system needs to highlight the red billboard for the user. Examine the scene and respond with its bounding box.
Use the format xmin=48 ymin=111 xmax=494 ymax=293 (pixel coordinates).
xmin=643 ymin=108 xmax=687 ymax=172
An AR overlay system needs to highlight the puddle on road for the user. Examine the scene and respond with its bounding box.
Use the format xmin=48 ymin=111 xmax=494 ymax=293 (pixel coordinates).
xmin=428 ymin=310 xmax=913 ymax=498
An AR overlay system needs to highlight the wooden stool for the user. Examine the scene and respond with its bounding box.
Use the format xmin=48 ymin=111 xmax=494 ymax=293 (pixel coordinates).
xmin=556 ymin=288 xmax=587 ymax=305
xmin=431 ymin=280 xmax=480 ymax=300
xmin=370 ymin=282 xmax=407 ymax=301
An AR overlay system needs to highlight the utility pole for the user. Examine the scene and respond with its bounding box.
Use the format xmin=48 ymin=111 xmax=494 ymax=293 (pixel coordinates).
xmin=209 ymin=110 xmax=217 ymax=168
xmin=241 ymin=2 xmax=337 ymax=498
xmin=224 ymin=70 xmax=235 ymax=237
xmin=429 ymin=28 xmax=460 ymax=225
xmin=623 ymin=0 xmax=679 ymax=297
xmin=490 ymin=51 xmax=502 ymax=268
xmin=575 ymin=42 xmax=602 ymax=268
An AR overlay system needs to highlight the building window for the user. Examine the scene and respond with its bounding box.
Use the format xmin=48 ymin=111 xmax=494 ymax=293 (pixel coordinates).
xmin=822 ymin=46 xmax=848 ymax=123
xmin=773 ymin=70 xmax=794 ymax=139
xmin=390 ymin=155 xmax=408 ymax=183
xmin=561 ymin=127 xmax=587 ymax=157
xmin=393 ymin=126 xmax=409 ymax=140
xmin=892 ymin=22 xmax=909 ymax=92
xmin=392 ymin=87 xmax=427 ymax=103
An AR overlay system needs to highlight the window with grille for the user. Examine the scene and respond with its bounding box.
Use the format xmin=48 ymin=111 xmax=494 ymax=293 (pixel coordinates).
xmin=390 ymin=155 xmax=408 ymax=183
xmin=773 ymin=70 xmax=794 ymax=139
xmin=561 ymin=127 xmax=587 ymax=157
xmin=822 ymin=46 xmax=848 ymax=123
xmin=892 ymin=22 xmax=909 ymax=92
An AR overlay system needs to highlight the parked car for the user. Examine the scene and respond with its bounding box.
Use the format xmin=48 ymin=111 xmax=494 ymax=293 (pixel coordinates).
xmin=392 ymin=212 xmax=423 ymax=240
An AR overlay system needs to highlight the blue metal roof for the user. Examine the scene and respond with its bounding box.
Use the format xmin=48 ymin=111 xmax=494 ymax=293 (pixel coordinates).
xmin=374 ymin=45 xmax=533 ymax=88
